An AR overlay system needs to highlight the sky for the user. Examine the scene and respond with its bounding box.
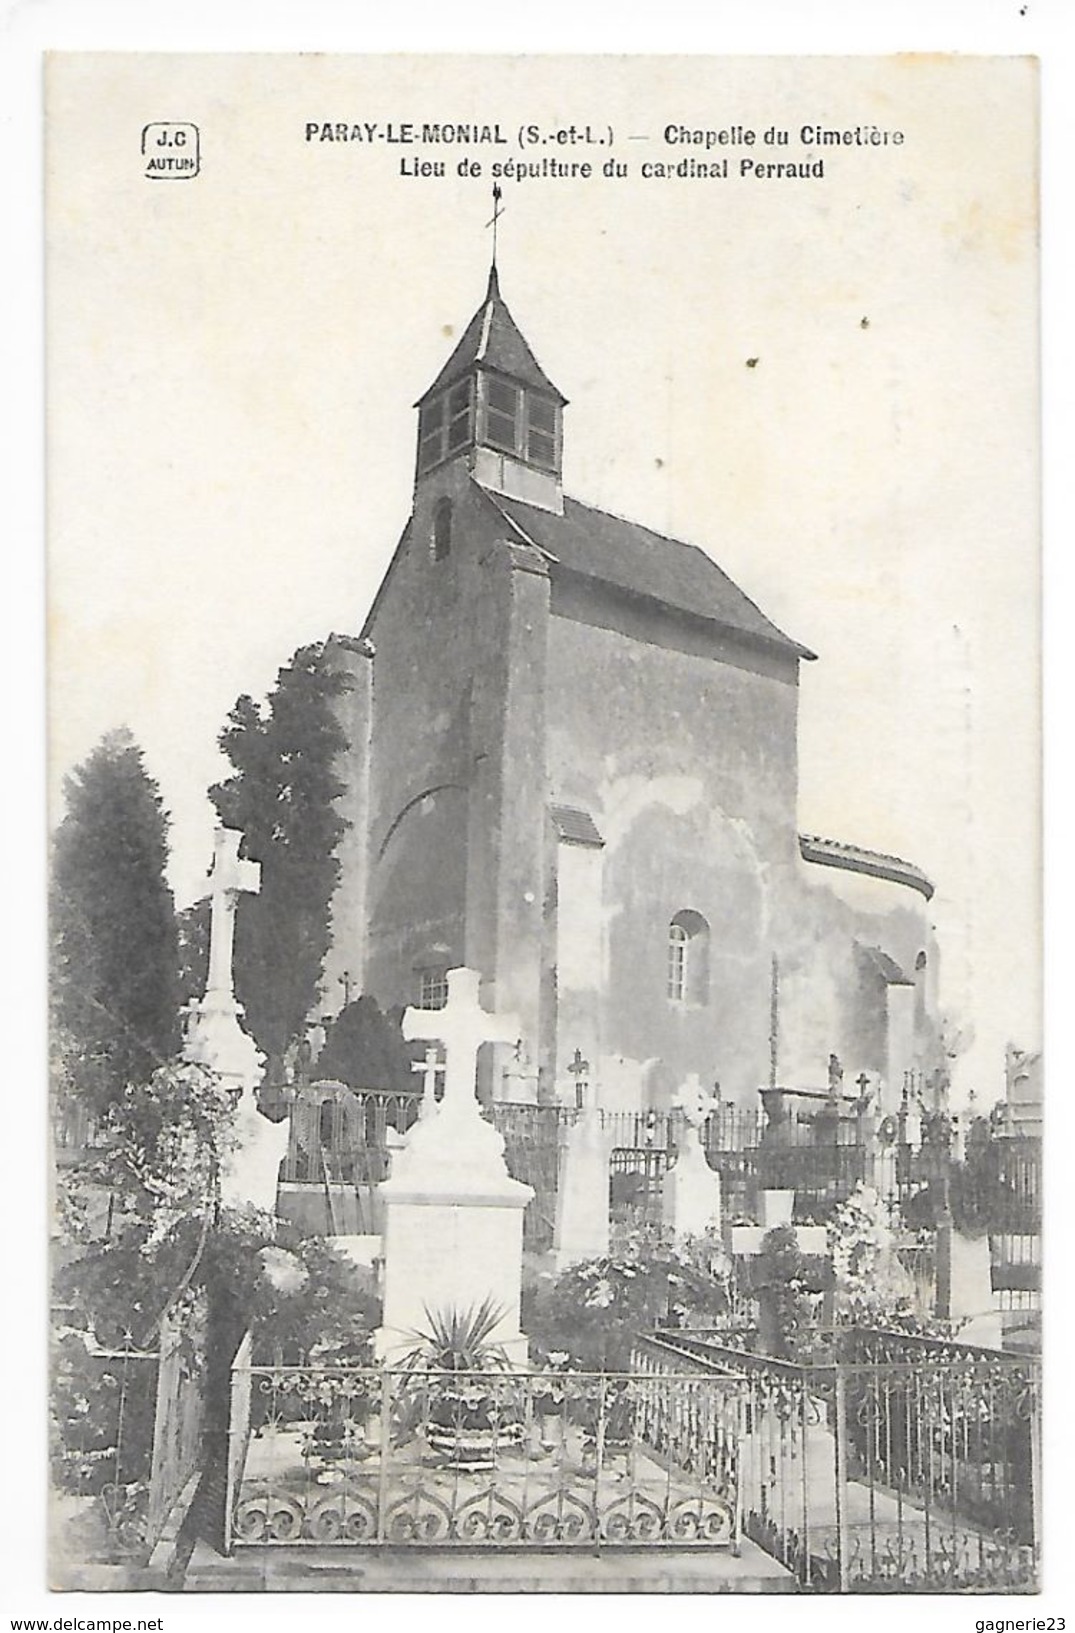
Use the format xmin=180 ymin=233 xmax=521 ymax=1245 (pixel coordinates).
xmin=45 ymin=51 xmax=1040 ymax=1105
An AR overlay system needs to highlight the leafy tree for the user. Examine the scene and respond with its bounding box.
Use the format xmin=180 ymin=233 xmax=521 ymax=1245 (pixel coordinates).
xmin=176 ymin=895 xmax=210 ymax=1009
xmin=52 ymin=1055 xmax=379 ymax=1508
xmin=209 ymin=642 xmax=351 ymax=1059
xmin=51 ymin=729 xmax=181 ymax=1118
xmin=315 ymin=996 xmax=417 ymax=1091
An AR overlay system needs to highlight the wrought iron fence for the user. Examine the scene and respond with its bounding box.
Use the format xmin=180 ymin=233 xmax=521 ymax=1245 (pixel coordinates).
xmin=278 ymin=1087 xmax=1041 ymax=1268
xmin=640 ymin=1327 xmax=1040 ymax=1593
xmin=52 ymin=1333 xmax=161 ymax=1560
xmin=224 ymin=1356 xmax=742 ymax=1551
xmin=51 ymin=1298 xmax=208 ymax=1566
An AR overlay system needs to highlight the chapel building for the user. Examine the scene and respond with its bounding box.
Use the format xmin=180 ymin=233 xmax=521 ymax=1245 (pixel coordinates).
xmin=320 ymin=266 xmax=940 ymax=1114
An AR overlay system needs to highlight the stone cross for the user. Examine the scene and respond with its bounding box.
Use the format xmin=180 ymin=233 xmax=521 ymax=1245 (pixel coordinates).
xmin=674 ymin=1072 xmax=721 ymax=1134
xmin=567 ymin=1047 xmax=591 ymax=1109
xmin=205 ymin=827 xmax=261 ymax=1001
xmin=411 ymin=1045 xmax=444 ymax=1120
xmin=401 ymin=968 xmax=519 ymax=1121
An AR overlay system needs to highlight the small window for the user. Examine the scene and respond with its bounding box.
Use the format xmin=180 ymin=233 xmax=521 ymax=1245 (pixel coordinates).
xmin=418 ymin=395 xmax=445 ymax=472
xmin=432 ymin=498 xmax=452 ymax=561
xmin=667 ymin=911 xmax=710 ymax=1006
xmin=417 ymin=968 xmax=449 ymax=1010
xmin=446 ymin=379 xmax=472 ymax=453
xmin=667 ymin=923 xmax=689 ymax=1002
xmin=485 ymin=377 xmax=519 ymax=453
xmin=526 ymin=394 xmax=558 ymax=468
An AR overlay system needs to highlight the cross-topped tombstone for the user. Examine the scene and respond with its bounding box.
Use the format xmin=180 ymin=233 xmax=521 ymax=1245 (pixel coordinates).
xmin=411 ymin=1045 xmax=444 ymax=1120
xmin=205 ymin=827 xmax=261 ymax=1003
xmin=675 ymin=1072 xmax=721 ymax=1140
xmin=183 ymin=827 xmax=286 ymax=1214
xmin=376 ymin=966 xmax=533 ymax=1364
xmin=401 ymin=967 xmax=519 ymax=1124
xmin=567 ymin=1046 xmax=591 ymax=1110
xmin=663 ymin=1071 xmax=724 ymax=1241
xmin=499 ymin=1038 xmax=539 ymax=1105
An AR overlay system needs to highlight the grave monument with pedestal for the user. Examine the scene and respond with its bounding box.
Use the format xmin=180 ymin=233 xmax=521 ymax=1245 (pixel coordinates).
xmin=375 ymin=968 xmax=534 ymax=1363
xmin=662 ymin=1074 xmax=723 ymax=1241
xmin=553 ymin=1055 xmax=614 ymax=1269
xmin=183 ymin=827 xmax=288 ymax=1214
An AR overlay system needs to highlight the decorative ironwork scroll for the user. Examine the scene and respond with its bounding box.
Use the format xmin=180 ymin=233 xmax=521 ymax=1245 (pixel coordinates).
xmin=229 ymin=1362 xmax=741 ymax=1550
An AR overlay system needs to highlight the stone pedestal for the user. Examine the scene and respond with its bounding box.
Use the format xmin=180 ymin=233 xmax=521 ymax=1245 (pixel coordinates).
xmin=662 ymin=1129 xmax=722 ymax=1241
xmin=184 ymin=993 xmax=288 ymax=1216
xmin=375 ymin=1102 xmax=533 ymax=1362
xmin=182 ymin=826 xmax=289 ymax=1216
xmin=554 ymin=1107 xmax=614 ymax=1269
xmin=374 ymin=969 xmax=533 ymax=1364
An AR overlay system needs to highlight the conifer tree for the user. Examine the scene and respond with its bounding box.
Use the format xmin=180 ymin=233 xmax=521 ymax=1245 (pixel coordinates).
xmin=51 ymin=728 xmax=181 ymax=1115
xmin=210 ymin=641 xmax=350 ymax=1058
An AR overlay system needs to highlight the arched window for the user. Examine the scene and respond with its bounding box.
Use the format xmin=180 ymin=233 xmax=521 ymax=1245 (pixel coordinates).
xmin=432 ymin=498 xmax=452 ymax=561
xmin=667 ymin=910 xmax=710 ymax=1005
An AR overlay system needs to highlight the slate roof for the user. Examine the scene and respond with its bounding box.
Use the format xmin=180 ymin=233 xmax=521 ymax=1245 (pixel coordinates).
xmin=485 ymin=489 xmax=815 ymax=660
xmin=417 ymin=267 xmax=567 ymax=406
xmin=550 ymin=804 xmax=605 ymax=848
xmin=857 ymin=944 xmax=914 ymax=986
xmin=800 ymin=834 xmax=934 ymax=900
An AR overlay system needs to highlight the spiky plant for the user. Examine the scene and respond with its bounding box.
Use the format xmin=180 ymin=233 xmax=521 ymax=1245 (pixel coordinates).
xmin=396 ymin=1297 xmax=513 ymax=1376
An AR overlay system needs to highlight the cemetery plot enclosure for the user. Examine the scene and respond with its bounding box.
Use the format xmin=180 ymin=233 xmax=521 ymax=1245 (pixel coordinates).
xmin=225 ymin=1359 xmax=742 ymax=1551
xmin=641 ymin=1328 xmax=1040 ymax=1592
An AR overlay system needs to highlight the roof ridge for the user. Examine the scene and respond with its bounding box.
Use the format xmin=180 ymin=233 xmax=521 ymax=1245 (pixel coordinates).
xmin=549 ymin=491 xmax=814 ymax=659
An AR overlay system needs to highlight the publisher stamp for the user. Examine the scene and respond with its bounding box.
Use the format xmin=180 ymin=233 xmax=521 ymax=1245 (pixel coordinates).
xmin=142 ymin=122 xmax=200 ymax=179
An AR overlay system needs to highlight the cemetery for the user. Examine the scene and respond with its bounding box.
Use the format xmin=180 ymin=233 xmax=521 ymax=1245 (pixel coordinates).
xmin=51 ymin=824 xmax=1041 ymax=1594
xmin=47 ymin=255 xmax=1041 ymax=1598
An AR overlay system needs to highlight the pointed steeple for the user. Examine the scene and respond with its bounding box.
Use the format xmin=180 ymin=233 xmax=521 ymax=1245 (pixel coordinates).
xmin=417 ymin=267 xmax=566 ymax=408
xmin=415 ymin=270 xmax=566 ymax=513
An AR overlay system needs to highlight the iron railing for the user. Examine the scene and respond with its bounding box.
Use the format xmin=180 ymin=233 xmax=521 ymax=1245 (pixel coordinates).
xmin=277 ymin=1088 xmax=1042 ymax=1264
xmin=640 ymin=1327 xmax=1040 ymax=1592
xmin=224 ymin=1357 xmax=742 ymax=1551
xmin=51 ymin=1296 xmax=208 ymax=1567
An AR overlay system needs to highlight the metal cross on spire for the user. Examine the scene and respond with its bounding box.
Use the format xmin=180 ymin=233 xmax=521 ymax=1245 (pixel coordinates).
xmin=485 ymin=183 xmax=504 ymax=270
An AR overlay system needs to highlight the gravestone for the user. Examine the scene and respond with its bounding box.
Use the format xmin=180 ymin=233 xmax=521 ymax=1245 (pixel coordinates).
xmin=375 ymin=968 xmax=533 ymax=1362
xmin=183 ymin=827 xmax=288 ymax=1213
xmin=937 ymin=1223 xmax=1002 ymax=1348
xmin=553 ymin=1085 xmax=614 ymax=1270
xmin=411 ymin=1044 xmax=443 ymax=1121
xmin=662 ymin=1074 xmax=723 ymax=1240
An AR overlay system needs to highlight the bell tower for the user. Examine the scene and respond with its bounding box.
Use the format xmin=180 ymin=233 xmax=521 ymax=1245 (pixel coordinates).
xmin=414 ymin=264 xmax=567 ymax=515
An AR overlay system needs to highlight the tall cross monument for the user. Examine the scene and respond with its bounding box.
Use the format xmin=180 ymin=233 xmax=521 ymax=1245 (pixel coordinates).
xmin=184 ymin=826 xmax=287 ymax=1213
